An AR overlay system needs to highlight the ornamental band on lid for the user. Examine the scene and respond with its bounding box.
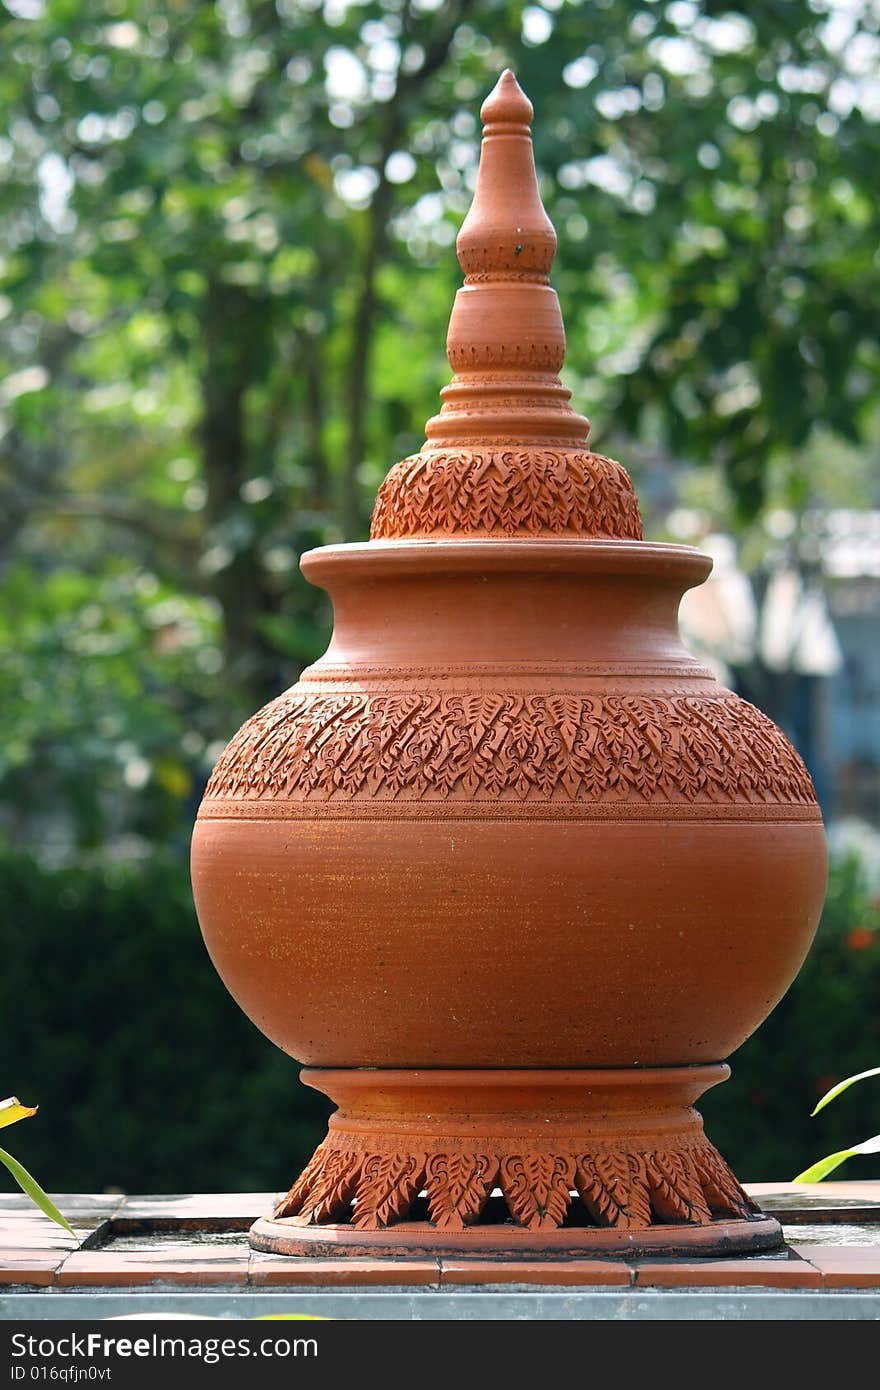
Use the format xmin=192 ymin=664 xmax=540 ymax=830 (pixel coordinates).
xmin=191 ymin=71 xmax=827 ymax=1259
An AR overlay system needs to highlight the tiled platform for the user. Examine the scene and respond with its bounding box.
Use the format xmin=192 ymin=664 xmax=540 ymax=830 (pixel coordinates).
xmin=2 ymin=1184 xmax=879 ymax=1317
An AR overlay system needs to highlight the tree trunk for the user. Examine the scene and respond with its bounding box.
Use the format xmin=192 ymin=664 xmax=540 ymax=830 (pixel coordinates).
xmin=341 ymin=177 xmax=396 ymax=540
xmin=199 ymin=277 xmax=278 ymax=701
xmin=340 ymin=0 xmax=468 ymax=539
xmin=303 ymin=334 xmax=329 ymax=508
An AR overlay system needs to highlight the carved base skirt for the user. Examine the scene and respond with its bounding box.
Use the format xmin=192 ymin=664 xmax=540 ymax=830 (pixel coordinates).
xmin=250 ymin=1066 xmax=780 ymax=1259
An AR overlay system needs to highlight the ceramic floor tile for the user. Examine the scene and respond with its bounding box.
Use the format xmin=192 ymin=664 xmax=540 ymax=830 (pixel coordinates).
xmin=119 ymin=1193 xmax=274 ymax=1222
xmin=633 ymin=1255 xmax=822 ymax=1288
xmin=788 ymin=1244 xmax=880 ymax=1288
xmin=439 ymin=1259 xmax=632 ymax=1286
xmin=57 ymin=1247 xmax=249 ymax=1287
xmin=248 ymin=1254 xmax=441 ymax=1286
xmin=0 ymin=1251 xmax=67 ymax=1286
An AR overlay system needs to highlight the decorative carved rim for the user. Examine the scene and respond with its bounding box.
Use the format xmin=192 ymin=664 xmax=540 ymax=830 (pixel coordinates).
xmin=299 ymin=662 xmax=716 ymax=682
xmin=370 ymin=449 xmax=643 ymax=540
xmin=198 ymin=800 xmax=821 ymax=822
xmin=201 ymin=691 xmax=817 ymax=808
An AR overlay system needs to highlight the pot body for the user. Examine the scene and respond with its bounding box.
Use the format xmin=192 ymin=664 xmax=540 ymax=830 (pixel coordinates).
xmin=191 ymin=539 xmax=826 ymax=1069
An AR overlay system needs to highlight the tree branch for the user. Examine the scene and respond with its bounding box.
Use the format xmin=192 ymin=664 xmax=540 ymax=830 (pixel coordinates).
xmin=340 ymin=0 xmax=472 ymax=539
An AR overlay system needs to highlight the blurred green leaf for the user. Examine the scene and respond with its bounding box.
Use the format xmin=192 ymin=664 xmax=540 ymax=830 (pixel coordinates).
xmin=794 ymin=1135 xmax=880 ymax=1185
xmin=0 ymin=1146 xmax=76 ymax=1237
xmin=812 ymin=1068 xmax=880 ymax=1118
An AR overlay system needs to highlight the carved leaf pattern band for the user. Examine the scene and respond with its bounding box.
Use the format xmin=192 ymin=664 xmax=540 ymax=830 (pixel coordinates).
xmin=203 ymin=692 xmax=816 ymax=806
xmin=274 ymin=1137 xmax=755 ymax=1233
xmin=370 ymin=449 xmax=643 ymax=539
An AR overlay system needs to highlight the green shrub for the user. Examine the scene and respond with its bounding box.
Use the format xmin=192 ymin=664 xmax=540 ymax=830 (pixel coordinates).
xmin=1 ymin=843 xmax=328 ymax=1193
xmin=702 ymin=851 xmax=880 ymax=1180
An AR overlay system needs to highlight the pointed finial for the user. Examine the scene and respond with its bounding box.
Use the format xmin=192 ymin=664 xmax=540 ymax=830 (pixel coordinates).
xmin=369 ymin=72 xmax=644 ymax=541
xmin=455 ymin=69 xmax=556 ymax=282
xmin=480 ymin=68 xmax=534 ymax=127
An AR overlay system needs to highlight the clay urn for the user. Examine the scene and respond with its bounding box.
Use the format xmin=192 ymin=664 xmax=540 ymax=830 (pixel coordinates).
xmin=191 ymin=72 xmax=827 ymax=1257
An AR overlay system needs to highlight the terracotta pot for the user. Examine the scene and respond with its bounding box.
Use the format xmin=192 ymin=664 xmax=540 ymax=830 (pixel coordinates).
xmin=191 ymin=72 xmax=826 ymax=1258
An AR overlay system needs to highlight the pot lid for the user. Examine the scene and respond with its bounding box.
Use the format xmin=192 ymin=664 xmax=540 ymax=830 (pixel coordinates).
xmin=370 ymin=71 xmax=644 ymax=544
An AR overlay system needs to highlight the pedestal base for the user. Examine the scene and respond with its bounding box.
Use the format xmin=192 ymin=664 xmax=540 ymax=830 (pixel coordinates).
xmin=253 ymin=1066 xmax=780 ymax=1260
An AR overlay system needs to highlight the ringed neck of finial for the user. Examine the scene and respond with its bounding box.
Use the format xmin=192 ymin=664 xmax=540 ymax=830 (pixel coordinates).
xmin=481 ymin=120 xmax=533 ymax=138
xmin=424 ymin=371 xmax=590 ymax=450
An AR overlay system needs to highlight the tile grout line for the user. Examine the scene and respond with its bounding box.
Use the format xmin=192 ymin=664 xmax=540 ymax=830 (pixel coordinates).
xmin=52 ymin=1195 xmax=129 ymax=1283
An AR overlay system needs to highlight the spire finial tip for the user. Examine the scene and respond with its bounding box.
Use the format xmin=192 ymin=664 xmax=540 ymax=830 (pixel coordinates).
xmin=480 ymin=69 xmax=534 ymax=127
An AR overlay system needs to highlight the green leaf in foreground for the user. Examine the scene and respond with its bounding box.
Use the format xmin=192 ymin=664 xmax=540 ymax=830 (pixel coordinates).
xmin=794 ymin=1133 xmax=880 ymax=1183
xmin=812 ymin=1066 xmax=880 ymax=1116
xmin=0 ymin=1146 xmax=76 ymax=1237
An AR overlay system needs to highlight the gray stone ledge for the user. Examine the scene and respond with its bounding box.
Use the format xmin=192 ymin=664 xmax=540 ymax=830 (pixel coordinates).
xmin=3 ymin=1286 xmax=880 ymax=1321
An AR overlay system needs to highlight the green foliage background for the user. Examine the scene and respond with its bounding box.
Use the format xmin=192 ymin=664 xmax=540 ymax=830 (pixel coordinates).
xmin=2 ymin=0 xmax=879 ymax=1190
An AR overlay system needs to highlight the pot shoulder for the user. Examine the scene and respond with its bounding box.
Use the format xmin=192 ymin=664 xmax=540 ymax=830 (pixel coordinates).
xmin=197 ymin=677 xmax=819 ymax=815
